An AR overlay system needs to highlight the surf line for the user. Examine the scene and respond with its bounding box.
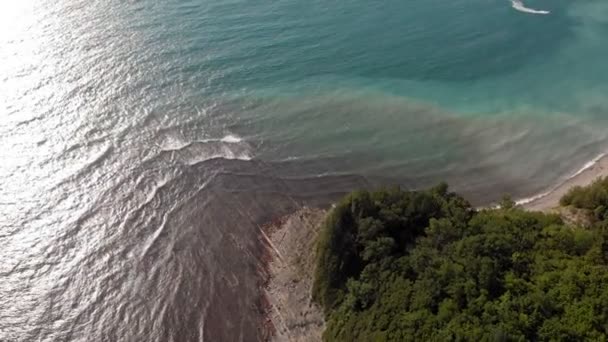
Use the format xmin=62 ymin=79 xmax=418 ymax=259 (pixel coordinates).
xmin=510 ymin=0 xmax=550 ymax=15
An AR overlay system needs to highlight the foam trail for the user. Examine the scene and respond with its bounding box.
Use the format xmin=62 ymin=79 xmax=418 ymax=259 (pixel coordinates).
xmin=511 ymin=0 xmax=550 ymax=15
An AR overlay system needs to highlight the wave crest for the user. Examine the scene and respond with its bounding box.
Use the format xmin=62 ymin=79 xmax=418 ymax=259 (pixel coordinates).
xmin=158 ymin=134 xmax=253 ymax=164
xmin=516 ymin=153 xmax=607 ymax=205
xmin=511 ymin=0 xmax=550 ymax=15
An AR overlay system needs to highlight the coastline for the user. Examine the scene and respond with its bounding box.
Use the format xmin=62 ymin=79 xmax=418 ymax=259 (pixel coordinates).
xmin=522 ymin=153 xmax=608 ymax=212
xmin=260 ymin=208 xmax=327 ymax=342
xmin=259 ymin=152 xmax=608 ymax=340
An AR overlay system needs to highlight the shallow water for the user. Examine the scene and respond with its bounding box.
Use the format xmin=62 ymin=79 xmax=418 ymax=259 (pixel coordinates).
xmin=2 ymin=0 xmax=608 ymax=340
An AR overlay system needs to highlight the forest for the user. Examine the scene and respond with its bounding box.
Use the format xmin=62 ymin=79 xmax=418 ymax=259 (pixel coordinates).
xmin=312 ymin=180 xmax=608 ymax=341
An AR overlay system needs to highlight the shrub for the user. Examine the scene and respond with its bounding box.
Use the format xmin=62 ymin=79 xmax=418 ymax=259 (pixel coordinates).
xmin=314 ymin=184 xmax=608 ymax=341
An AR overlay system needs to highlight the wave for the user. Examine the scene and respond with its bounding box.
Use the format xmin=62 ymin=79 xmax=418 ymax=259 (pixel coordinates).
xmin=186 ymin=150 xmax=253 ymax=165
xmin=515 ymin=152 xmax=606 ymax=205
xmin=160 ymin=134 xmax=244 ymax=152
xmin=569 ymin=153 xmax=606 ymax=179
xmin=510 ymin=0 xmax=550 ymax=15
xmin=52 ymin=144 xmax=114 ymax=190
xmin=157 ymin=133 xmax=253 ymax=164
xmin=220 ymin=134 xmax=242 ymax=143
xmin=515 ymin=189 xmax=551 ymax=205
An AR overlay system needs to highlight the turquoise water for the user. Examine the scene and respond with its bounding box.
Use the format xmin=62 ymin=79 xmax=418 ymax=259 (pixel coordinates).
xmin=205 ymin=0 xmax=608 ymax=195
xmin=3 ymin=0 xmax=608 ymax=197
xmin=2 ymin=0 xmax=608 ymax=340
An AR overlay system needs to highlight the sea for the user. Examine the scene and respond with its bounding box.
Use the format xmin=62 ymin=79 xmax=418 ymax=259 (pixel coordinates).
xmin=1 ymin=0 xmax=608 ymax=340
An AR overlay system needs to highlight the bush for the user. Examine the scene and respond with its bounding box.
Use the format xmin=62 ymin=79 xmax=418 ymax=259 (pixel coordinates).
xmin=314 ymin=184 xmax=608 ymax=341
xmin=312 ymin=185 xmax=472 ymax=314
xmin=560 ymin=177 xmax=608 ymax=209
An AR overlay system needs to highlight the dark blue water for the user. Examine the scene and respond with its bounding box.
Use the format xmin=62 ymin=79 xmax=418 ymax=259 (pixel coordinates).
xmin=2 ymin=0 xmax=608 ymax=340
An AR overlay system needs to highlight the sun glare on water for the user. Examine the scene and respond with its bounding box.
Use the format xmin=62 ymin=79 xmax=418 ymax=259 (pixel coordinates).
xmin=0 ymin=0 xmax=44 ymax=176
xmin=0 ymin=0 xmax=39 ymax=72
xmin=0 ymin=0 xmax=37 ymax=32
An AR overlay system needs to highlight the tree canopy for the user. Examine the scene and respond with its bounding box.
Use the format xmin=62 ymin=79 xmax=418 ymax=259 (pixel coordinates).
xmin=561 ymin=176 xmax=608 ymax=224
xmin=313 ymin=184 xmax=608 ymax=341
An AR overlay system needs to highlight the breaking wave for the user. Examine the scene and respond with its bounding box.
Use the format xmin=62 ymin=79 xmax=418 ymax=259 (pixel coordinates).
xmin=158 ymin=134 xmax=253 ymax=164
xmin=511 ymin=0 xmax=550 ymax=15
xmin=515 ymin=153 xmax=607 ymax=205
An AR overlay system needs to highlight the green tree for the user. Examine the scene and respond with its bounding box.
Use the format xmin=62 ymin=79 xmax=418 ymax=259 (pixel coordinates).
xmin=313 ymin=183 xmax=608 ymax=341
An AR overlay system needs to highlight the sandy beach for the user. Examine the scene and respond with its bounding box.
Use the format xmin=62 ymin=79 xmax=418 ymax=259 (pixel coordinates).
xmin=522 ymin=154 xmax=608 ymax=212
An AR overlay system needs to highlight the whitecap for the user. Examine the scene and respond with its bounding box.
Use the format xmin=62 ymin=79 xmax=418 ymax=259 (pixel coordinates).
xmin=159 ymin=134 xmax=244 ymax=152
xmin=511 ymin=0 xmax=550 ymax=15
xmin=186 ymin=150 xmax=253 ymax=166
xmin=220 ymin=134 xmax=242 ymax=143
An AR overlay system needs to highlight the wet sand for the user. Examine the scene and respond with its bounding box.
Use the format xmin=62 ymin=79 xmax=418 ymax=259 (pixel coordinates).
xmin=523 ymin=154 xmax=608 ymax=212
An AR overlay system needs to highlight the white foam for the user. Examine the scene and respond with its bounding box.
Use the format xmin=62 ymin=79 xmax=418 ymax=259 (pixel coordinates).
xmin=158 ymin=135 xmax=192 ymax=152
xmin=187 ymin=142 xmax=253 ymax=164
xmin=569 ymin=153 xmax=606 ymax=179
xmin=220 ymin=134 xmax=242 ymax=143
xmin=186 ymin=152 xmax=252 ymax=166
xmin=515 ymin=153 xmax=607 ymax=205
xmin=159 ymin=134 xmax=244 ymax=152
xmin=157 ymin=133 xmax=252 ymax=163
xmin=515 ymin=190 xmax=551 ymax=205
xmin=511 ymin=0 xmax=550 ymax=15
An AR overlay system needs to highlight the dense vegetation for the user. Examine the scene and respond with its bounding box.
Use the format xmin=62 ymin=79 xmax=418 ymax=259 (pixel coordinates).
xmin=313 ymin=184 xmax=608 ymax=341
xmin=561 ymin=176 xmax=608 ymax=225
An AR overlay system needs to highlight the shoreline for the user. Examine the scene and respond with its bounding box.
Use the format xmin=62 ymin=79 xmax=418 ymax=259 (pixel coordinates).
xmin=522 ymin=153 xmax=608 ymax=212
xmin=259 ymin=208 xmax=327 ymax=342
xmin=259 ymin=152 xmax=608 ymax=340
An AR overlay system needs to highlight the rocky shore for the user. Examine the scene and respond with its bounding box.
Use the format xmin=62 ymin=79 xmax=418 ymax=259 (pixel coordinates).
xmin=258 ymin=154 xmax=608 ymax=341
xmin=260 ymin=207 xmax=327 ymax=342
